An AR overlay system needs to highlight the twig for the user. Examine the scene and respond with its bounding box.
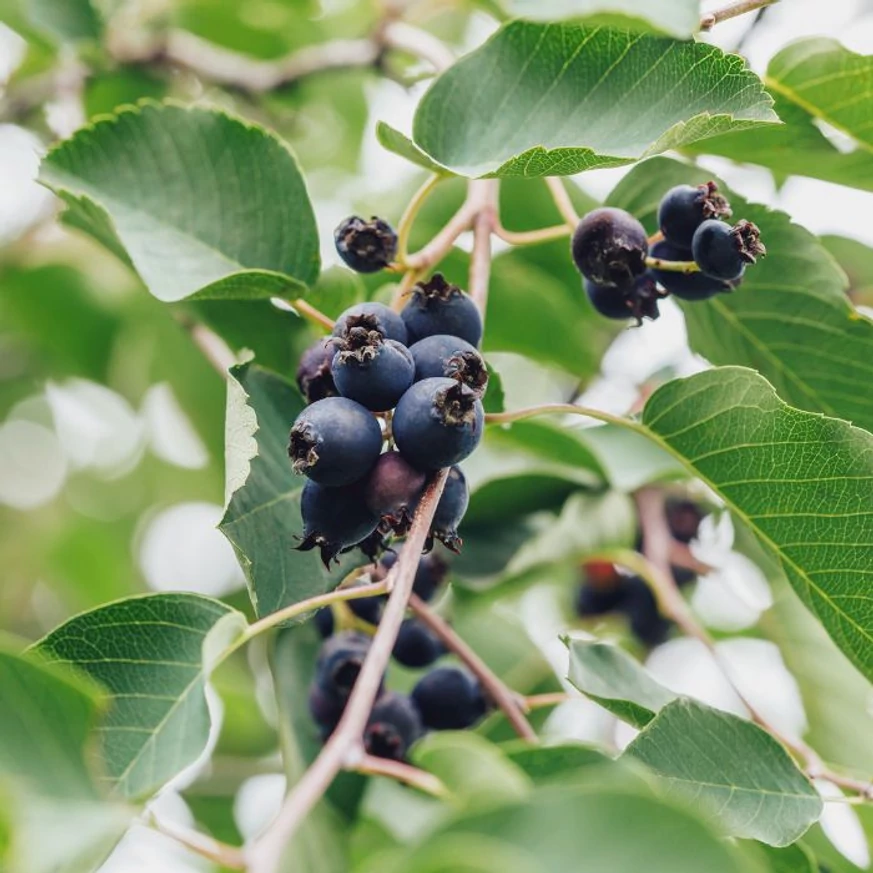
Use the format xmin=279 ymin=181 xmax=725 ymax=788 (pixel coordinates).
xmin=404 ymin=196 xmax=478 ymax=273
xmin=647 ymin=230 xmax=665 ymax=246
xmin=545 ymin=177 xmax=579 ymax=229
xmin=352 ymin=753 xmax=450 ymax=797
xmin=292 ymin=299 xmax=335 ymax=332
xmin=494 ymin=223 xmax=571 ymax=246
xmin=468 ymin=180 xmax=498 ymax=314
xmin=408 ymin=594 xmax=536 ymax=740
xmin=175 ymin=316 xmax=237 ymax=376
xmin=380 ymin=20 xmax=456 ymax=72
xmin=524 ymin=692 xmax=571 ymax=711
xmin=396 ymin=174 xmax=443 ymax=264
xmin=246 ymin=471 xmax=449 ymax=873
xmin=645 ymin=256 xmax=700 ymax=274
xmin=146 ymin=810 xmax=245 ymax=870
xmin=484 ymin=403 xmax=632 ymax=430
xmin=700 ymin=0 xmax=780 ymax=31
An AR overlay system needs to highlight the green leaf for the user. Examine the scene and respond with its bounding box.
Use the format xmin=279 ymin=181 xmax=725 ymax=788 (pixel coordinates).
xmin=581 ymin=424 xmax=685 ymax=490
xmin=481 ymin=362 xmax=505 ymax=415
xmin=0 ymin=0 xmax=101 ymax=43
xmin=566 ymin=638 xmax=677 ymax=728
xmin=220 ymin=362 xmax=353 ymax=617
xmin=640 ymin=367 xmax=873 ymax=686
xmin=35 ymin=593 xmax=245 ymax=800
xmin=410 ymin=22 xmax=777 ymax=178
xmin=376 ymin=122 xmax=455 ymax=175
xmin=755 ymin=843 xmax=818 ymax=873
xmin=40 ymin=101 xmax=320 ymax=303
xmin=608 ymin=158 xmax=873 ymax=434
xmin=625 ymin=699 xmax=822 ymax=846
xmin=822 ymin=235 xmax=873 ymax=307
xmin=502 ymin=742 xmax=614 ymax=783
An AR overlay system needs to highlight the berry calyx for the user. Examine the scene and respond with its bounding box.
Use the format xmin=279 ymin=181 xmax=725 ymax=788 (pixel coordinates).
xmin=692 ymin=219 xmax=766 ymax=282
xmin=428 ymin=465 xmax=468 ymax=553
xmin=649 ymin=240 xmax=737 ymax=301
xmin=288 ymin=396 xmax=382 ymax=487
xmin=296 ymin=341 xmax=337 ymax=403
xmin=571 ymin=207 xmax=648 ymax=287
xmin=392 ymin=619 xmax=445 ymax=668
xmin=363 ymin=450 xmax=426 ymax=536
xmin=393 ymin=378 xmax=484 ymax=472
xmin=334 ymin=216 xmax=398 ymax=274
xmin=332 ymin=302 xmax=408 ymax=345
xmin=363 ymin=693 xmax=423 ymax=761
xmin=585 ymin=273 xmax=663 ymax=323
xmin=409 ymin=334 xmax=488 ymax=394
xmin=401 ymin=274 xmax=483 ymax=347
xmin=658 ymin=182 xmax=732 ymax=248
xmin=411 ymin=666 xmax=487 ymax=731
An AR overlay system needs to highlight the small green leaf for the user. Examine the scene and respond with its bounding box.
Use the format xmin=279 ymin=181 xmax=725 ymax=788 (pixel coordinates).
xmin=376 ymin=122 xmax=455 ymax=175
xmin=40 ymin=102 xmax=320 ymax=303
xmin=566 ymin=638 xmax=677 ymax=728
xmin=481 ymin=362 xmax=505 ymax=415
xmin=502 ymin=742 xmax=614 ymax=783
xmin=822 ymin=235 xmax=873 ymax=307
xmin=35 ymin=593 xmax=245 ymax=800
xmin=410 ymin=22 xmax=778 ymax=178
xmin=625 ymin=699 xmax=822 ymax=846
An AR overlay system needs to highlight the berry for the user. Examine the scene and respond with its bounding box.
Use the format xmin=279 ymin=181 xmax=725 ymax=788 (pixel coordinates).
xmin=347 ymin=591 xmax=385 ymax=626
xmin=429 ymin=465 xmax=469 ymax=553
xmin=332 ymin=302 xmax=408 ymax=345
xmin=334 ymin=216 xmax=397 ymax=274
xmin=411 ymin=666 xmax=487 ymax=730
xmin=393 ymin=619 xmax=445 ymax=668
xmin=289 ymin=396 xmax=382 ymax=487
xmin=364 ymin=451 xmax=426 ymax=535
xmin=672 ymin=565 xmax=697 ymax=588
xmin=393 ymin=378 xmax=484 ymax=472
xmin=658 ymin=182 xmax=732 ymax=248
xmin=363 ymin=693 xmax=423 ymax=761
xmin=296 ymin=479 xmax=380 ymax=567
xmin=649 ymin=240 xmax=736 ymax=301
xmin=666 ymin=498 xmax=705 ymax=544
xmin=379 ymin=552 xmax=449 ymax=602
xmin=401 ymin=274 xmax=483 ymax=347
xmin=576 ymin=560 xmax=626 ymax=616
xmin=623 ymin=577 xmax=672 ymax=647
xmin=409 ymin=334 xmax=488 ymax=394
xmin=692 ymin=219 xmax=765 ymax=282
xmin=330 ymin=324 xmax=414 ymax=412
xmin=314 ymin=607 xmax=334 ymax=637
xmin=585 ymin=273 xmax=662 ymax=323
xmin=309 ymin=631 xmax=375 ymax=734
xmin=296 ymin=341 xmax=337 ymax=403
xmin=571 ymin=208 xmax=648 ymax=287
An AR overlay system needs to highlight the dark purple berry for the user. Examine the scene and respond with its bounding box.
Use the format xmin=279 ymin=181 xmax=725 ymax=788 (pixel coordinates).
xmin=392 ymin=619 xmax=445 ymax=668
xmin=692 ymin=219 xmax=765 ymax=282
xmin=379 ymin=552 xmax=449 ymax=602
xmin=650 ymin=240 xmax=737 ymax=301
xmin=666 ymin=498 xmax=706 ymax=544
xmin=576 ymin=560 xmax=627 ymax=616
xmin=309 ymin=682 xmax=343 ymax=738
xmin=429 ymin=465 xmax=468 ymax=553
xmin=411 ymin=666 xmax=487 ymax=731
xmin=314 ymin=607 xmax=334 ymax=637
xmin=347 ymin=591 xmax=385 ymax=625
xmin=334 ymin=216 xmax=397 ymax=274
xmin=364 ymin=451 xmax=426 ymax=535
xmin=585 ymin=273 xmax=663 ymax=323
xmin=672 ymin=565 xmax=697 ymax=588
xmin=363 ymin=692 xmax=423 ymax=761
xmin=330 ymin=323 xmax=414 ymax=412
xmin=401 ymin=274 xmax=483 ymax=347
xmin=296 ymin=341 xmax=337 ymax=403
xmin=658 ymin=182 xmax=732 ymax=249
xmin=296 ymin=479 xmax=380 ymax=567
xmin=572 ymin=208 xmax=648 ymax=287
xmin=309 ymin=631 xmax=374 ymax=734
xmin=409 ymin=334 xmax=488 ymax=394
xmin=332 ymin=302 xmax=408 ymax=345
xmin=393 ymin=378 xmax=483 ymax=472
xmin=623 ymin=577 xmax=671 ymax=647
xmin=289 ymin=396 xmax=382 ymax=487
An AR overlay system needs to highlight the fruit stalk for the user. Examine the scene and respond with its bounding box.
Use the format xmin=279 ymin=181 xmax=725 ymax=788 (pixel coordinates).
xmin=352 ymin=753 xmax=450 ymax=797
xmin=700 ymin=0 xmax=779 ymax=30
xmin=468 ymin=179 xmax=499 ymax=314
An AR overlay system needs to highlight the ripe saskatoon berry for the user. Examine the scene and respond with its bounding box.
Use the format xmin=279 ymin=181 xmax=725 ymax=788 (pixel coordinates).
xmin=332 ymin=302 xmax=408 ymax=345
xmin=572 ymin=208 xmax=648 ymax=287
xmin=576 ymin=560 xmax=627 ymax=616
xmin=297 ymin=479 xmax=380 ymax=567
xmin=330 ymin=321 xmax=414 ymax=411
xmin=672 ymin=566 xmax=697 ymax=588
xmin=623 ymin=577 xmax=672 ymax=647
xmin=692 ymin=218 xmax=765 ymax=282
xmin=296 ymin=341 xmax=337 ymax=403
xmin=585 ymin=273 xmax=662 ymax=323
xmin=665 ymin=498 xmax=705 ymax=544
xmin=658 ymin=181 xmax=732 ymax=248
xmin=392 ymin=619 xmax=446 ymax=668
xmin=429 ymin=465 xmax=469 ymax=553
xmin=289 ymin=396 xmax=382 ymax=487
xmin=334 ymin=216 xmax=398 ymax=274
xmin=393 ymin=378 xmax=484 ymax=472
xmin=363 ymin=692 xmax=423 ymax=761
xmin=649 ymin=240 xmax=737 ymax=301
xmin=411 ymin=666 xmax=487 ymax=731
xmin=314 ymin=607 xmax=334 ymax=638
xmin=347 ymin=591 xmax=385 ymax=626
xmin=379 ymin=552 xmax=449 ymax=602
xmin=409 ymin=334 xmax=488 ymax=394
xmin=364 ymin=450 xmax=426 ymax=536
xmin=401 ymin=274 xmax=483 ymax=347
xmin=309 ymin=631 xmax=375 ymax=734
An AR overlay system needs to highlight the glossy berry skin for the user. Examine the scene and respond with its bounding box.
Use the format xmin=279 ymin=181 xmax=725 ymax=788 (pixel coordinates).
xmin=296 ymin=479 xmax=380 ymax=567
xmin=296 ymin=341 xmax=337 ymax=403
xmin=576 ymin=582 xmax=627 ymax=616
xmin=650 ymin=240 xmax=734 ymax=301
xmin=585 ymin=273 xmax=662 ymax=322
xmin=409 ymin=334 xmax=488 ymax=394
xmin=331 ymin=338 xmax=415 ymax=412
xmin=393 ymin=619 xmax=445 ymax=668
xmin=334 ymin=216 xmax=397 ymax=274
xmin=379 ymin=552 xmax=449 ymax=602
xmin=309 ymin=632 xmax=375 ymax=735
xmin=393 ymin=378 xmax=484 ymax=472
xmin=429 ymin=465 xmax=469 ymax=552
xmin=411 ymin=666 xmax=486 ymax=731
xmin=658 ymin=182 xmax=731 ymax=249
xmin=401 ymin=274 xmax=483 ymax=347
xmin=623 ymin=577 xmax=671 ymax=647
xmin=314 ymin=607 xmax=334 ymax=638
xmin=289 ymin=397 xmax=382 ymax=487
xmin=572 ymin=208 xmax=648 ymax=287
xmin=692 ymin=219 xmax=765 ymax=282
xmin=364 ymin=451 xmax=426 ymax=534
xmin=363 ymin=693 xmax=423 ymax=761
xmin=348 ymin=593 xmax=385 ymax=626
xmin=332 ymin=302 xmax=408 ymax=345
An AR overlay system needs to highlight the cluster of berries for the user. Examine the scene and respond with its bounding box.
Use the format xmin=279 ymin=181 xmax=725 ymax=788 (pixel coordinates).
xmin=575 ymin=499 xmax=706 ymax=646
xmin=308 ymin=553 xmax=487 ymax=761
xmin=572 ymin=182 xmax=766 ymax=323
xmin=290 ymin=218 xmax=487 ymax=567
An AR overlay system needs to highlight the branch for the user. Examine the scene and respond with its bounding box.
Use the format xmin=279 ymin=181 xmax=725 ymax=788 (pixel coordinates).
xmin=408 ymin=594 xmax=536 ymax=740
xmin=380 ymin=20 xmax=456 ymax=72
xmin=175 ymin=315 xmax=237 ymax=376
xmin=468 ymin=180 xmax=498 ymax=314
xmin=352 ymin=753 xmax=449 ymax=797
xmin=494 ymin=223 xmax=571 ymax=246
xmin=544 ymin=177 xmax=580 ymax=229
xmin=404 ymin=196 xmax=478 ymax=273
xmin=292 ymin=299 xmax=335 ymax=332
xmin=700 ymin=0 xmax=780 ymax=31
xmin=245 ymin=470 xmax=449 ymax=873
xmin=146 ymin=809 xmax=245 ymax=870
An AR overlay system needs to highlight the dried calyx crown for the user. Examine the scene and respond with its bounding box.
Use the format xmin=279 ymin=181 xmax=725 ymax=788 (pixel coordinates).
xmin=697 ymin=181 xmax=732 ymax=220
xmin=331 ymin=314 xmax=385 ymax=363
xmin=434 ymin=381 xmax=478 ymax=426
xmin=413 ymin=272 xmax=462 ymax=304
xmin=446 ymin=351 xmax=488 ymax=393
xmin=731 ymin=219 xmax=767 ymax=264
xmin=288 ymin=424 xmax=318 ymax=473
